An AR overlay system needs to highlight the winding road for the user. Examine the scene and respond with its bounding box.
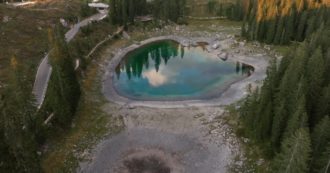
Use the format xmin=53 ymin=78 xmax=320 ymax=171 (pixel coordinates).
xmin=33 ymin=11 xmax=108 ymax=108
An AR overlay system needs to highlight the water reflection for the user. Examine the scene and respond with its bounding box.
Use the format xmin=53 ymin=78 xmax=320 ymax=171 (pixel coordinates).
xmin=112 ymin=40 xmax=254 ymax=100
xmin=115 ymin=40 xmax=254 ymax=81
xmin=115 ymin=41 xmax=180 ymax=80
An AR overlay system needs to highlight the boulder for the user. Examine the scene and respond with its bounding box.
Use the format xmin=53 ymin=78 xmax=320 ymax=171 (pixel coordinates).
xmin=218 ymin=52 xmax=229 ymax=61
xmin=212 ymin=42 xmax=220 ymax=49
xmin=3 ymin=16 xmax=10 ymax=23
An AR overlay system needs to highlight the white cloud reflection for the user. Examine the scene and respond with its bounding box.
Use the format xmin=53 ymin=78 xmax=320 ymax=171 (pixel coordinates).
xmin=142 ymin=69 xmax=168 ymax=87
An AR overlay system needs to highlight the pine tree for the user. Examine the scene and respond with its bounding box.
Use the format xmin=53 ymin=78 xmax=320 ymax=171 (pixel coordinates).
xmin=273 ymin=17 xmax=285 ymax=44
xmin=240 ymin=87 xmax=260 ymax=139
xmin=283 ymin=95 xmax=308 ymax=139
xmin=1 ymin=56 xmax=40 ymax=172
xmin=128 ymin=0 xmax=134 ymax=24
xmin=47 ymin=28 xmax=80 ymax=127
xmin=121 ymin=0 xmax=128 ymax=26
xmin=310 ymin=116 xmax=330 ymax=172
xmin=305 ymin=14 xmax=316 ymax=39
xmin=272 ymin=128 xmax=311 ymax=173
xmin=0 ymin=93 xmax=16 ymax=172
xmin=306 ymin=47 xmax=325 ymax=126
xmin=255 ymin=59 xmax=277 ymax=141
xmin=314 ymin=86 xmax=330 ymax=126
xmin=271 ymin=45 xmax=308 ymax=150
xmin=110 ymin=0 xmax=117 ymax=25
xmin=282 ymin=10 xmax=296 ymax=44
xmin=312 ymin=142 xmax=330 ymax=173
xmin=266 ymin=19 xmax=277 ymax=43
xmin=296 ymin=11 xmax=308 ymax=41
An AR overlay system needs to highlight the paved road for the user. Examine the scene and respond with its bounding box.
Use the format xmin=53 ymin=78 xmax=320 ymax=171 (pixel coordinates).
xmin=33 ymin=11 xmax=108 ymax=108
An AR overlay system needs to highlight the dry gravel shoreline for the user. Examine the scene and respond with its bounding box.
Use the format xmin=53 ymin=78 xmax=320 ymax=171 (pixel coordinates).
xmin=78 ymin=22 xmax=274 ymax=173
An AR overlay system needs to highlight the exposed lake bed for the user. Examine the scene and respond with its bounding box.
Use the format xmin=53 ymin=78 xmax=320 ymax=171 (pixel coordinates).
xmin=79 ymin=21 xmax=274 ymax=173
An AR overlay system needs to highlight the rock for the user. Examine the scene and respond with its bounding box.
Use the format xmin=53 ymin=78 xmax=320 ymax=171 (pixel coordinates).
xmin=182 ymin=40 xmax=190 ymax=47
xmin=236 ymin=161 xmax=243 ymax=167
xmin=60 ymin=18 xmax=68 ymax=27
xmin=253 ymin=42 xmax=261 ymax=47
xmin=218 ymin=52 xmax=229 ymax=61
xmin=257 ymin=159 xmax=264 ymax=166
xmin=3 ymin=16 xmax=10 ymax=23
xmin=175 ymin=26 xmax=180 ymax=31
xmin=243 ymin=138 xmax=249 ymax=143
xmin=122 ymin=31 xmax=131 ymax=40
xmin=81 ymin=150 xmax=89 ymax=158
xmin=212 ymin=42 xmax=220 ymax=49
xmin=128 ymin=105 xmax=136 ymax=109
xmin=264 ymin=45 xmax=271 ymax=50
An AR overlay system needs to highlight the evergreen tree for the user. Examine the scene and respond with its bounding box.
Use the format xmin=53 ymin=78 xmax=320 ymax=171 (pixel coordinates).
xmin=110 ymin=0 xmax=118 ymax=25
xmin=272 ymin=128 xmax=311 ymax=173
xmin=310 ymin=116 xmax=330 ymax=172
xmin=271 ymin=45 xmax=308 ymax=150
xmin=121 ymin=0 xmax=128 ymax=26
xmin=128 ymin=0 xmax=135 ymax=24
xmin=254 ymin=59 xmax=277 ymax=142
xmin=47 ymin=28 xmax=80 ymax=128
xmin=282 ymin=10 xmax=296 ymax=44
xmin=306 ymin=47 xmax=325 ymax=126
xmin=1 ymin=56 xmax=40 ymax=172
xmin=273 ymin=17 xmax=285 ymax=44
xmin=283 ymin=95 xmax=308 ymax=139
xmin=240 ymin=87 xmax=260 ymax=138
xmin=305 ymin=14 xmax=316 ymax=39
xmin=313 ymin=142 xmax=330 ymax=173
xmin=265 ymin=19 xmax=277 ymax=43
xmin=296 ymin=11 xmax=308 ymax=41
xmin=314 ymin=86 xmax=330 ymax=126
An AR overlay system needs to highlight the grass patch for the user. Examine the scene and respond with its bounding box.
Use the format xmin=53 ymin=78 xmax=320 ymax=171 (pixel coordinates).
xmin=0 ymin=0 xmax=82 ymax=84
xmin=187 ymin=19 xmax=242 ymax=34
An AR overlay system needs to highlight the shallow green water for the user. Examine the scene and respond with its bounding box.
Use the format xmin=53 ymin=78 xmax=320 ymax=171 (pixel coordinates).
xmin=112 ymin=40 xmax=254 ymax=100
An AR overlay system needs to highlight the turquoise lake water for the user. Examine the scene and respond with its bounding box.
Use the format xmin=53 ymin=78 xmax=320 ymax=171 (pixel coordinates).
xmin=112 ymin=40 xmax=254 ymax=100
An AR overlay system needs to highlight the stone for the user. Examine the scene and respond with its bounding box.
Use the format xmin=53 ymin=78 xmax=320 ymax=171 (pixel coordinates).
xmin=182 ymin=40 xmax=190 ymax=47
xmin=264 ymin=45 xmax=271 ymax=50
xmin=122 ymin=31 xmax=131 ymax=40
xmin=218 ymin=52 xmax=229 ymax=61
xmin=212 ymin=42 xmax=220 ymax=49
xmin=3 ymin=16 xmax=10 ymax=23
xmin=60 ymin=18 xmax=68 ymax=27
xmin=257 ymin=159 xmax=264 ymax=166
